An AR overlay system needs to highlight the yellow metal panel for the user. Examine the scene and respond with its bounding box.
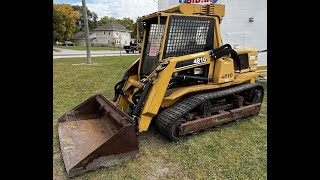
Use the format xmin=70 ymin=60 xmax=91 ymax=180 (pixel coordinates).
xmin=158 ymin=16 xmax=170 ymax=61
xmin=159 ymin=12 xmax=214 ymax=19
xmin=138 ymin=13 xmax=161 ymax=22
xmin=234 ymin=47 xmax=256 ymax=54
xmin=160 ymin=97 xmax=182 ymax=108
xmin=138 ymin=61 xmax=176 ymax=132
xmin=257 ymin=64 xmax=267 ymax=71
xmin=161 ymin=72 xmax=259 ymax=107
xmin=138 ymin=115 xmax=153 ymax=132
xmin=180 ymin=3 xmax=203 ymax=15
xmin=208 ymin=4 xmax=225 ymax=18
xmin=123 ymin=75 xmax=144 ymax=92
xmin=213 ymin=57 xmax=234 ymax=83
xmin=173 ymin=52 xmax=211 ymax=72
xmin=214 ymin=18 xmax=222 ymax=48
xmin=172 ymin=51 xmax=208 ymax=62
xmin=235 ymin=68 xmax=252 ymax=73
xmin=248 ymin=51 xmax=258 ymax=71
xmin=208 ymin=59 xmax=215 ymax=82
xmin=160 ymin=3 xmax=225 ymax=19
xmin=117 ymin=95 xmax=128 ymax=112
xmin=160 ymin=5 xmax=180 ymax=13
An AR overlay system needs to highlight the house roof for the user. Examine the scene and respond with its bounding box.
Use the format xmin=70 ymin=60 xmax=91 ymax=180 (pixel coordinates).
xmin=93 ymin=22 xmax=131 ymax=32
xmin=71 ymin=31 xmax=95 ymax=40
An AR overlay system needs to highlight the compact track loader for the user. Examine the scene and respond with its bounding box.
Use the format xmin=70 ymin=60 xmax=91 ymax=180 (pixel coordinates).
xmin=58 ymin=3 xmax=265 ymax=177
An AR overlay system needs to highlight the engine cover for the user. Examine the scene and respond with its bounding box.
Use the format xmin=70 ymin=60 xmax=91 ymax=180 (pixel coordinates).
xmin=213 ymin=57 xmax=234 ymax=83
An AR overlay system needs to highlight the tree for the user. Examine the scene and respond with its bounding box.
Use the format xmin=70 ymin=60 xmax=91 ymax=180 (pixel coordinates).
xmin=97 ymin=16 xmax=118 ymax=27
xmin=111 ymin=38 xmax=116 ymax=50
xmin=88 ymin=12 xmax=98 ymax=30
xmin=132 ymin=21 xmax=144 ymax=42
xmin=53 ymin=4 xmax=80 ymax=42
xmin=72 ymin=5 xmax=98 ymax=31
xmin=53 ymin=8 xmax=64 ymax=42
xmin=117 ymin=17 xmax=134 ymax=31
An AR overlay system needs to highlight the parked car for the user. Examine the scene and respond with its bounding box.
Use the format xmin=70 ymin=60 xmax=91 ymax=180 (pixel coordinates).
xmin=62 ymin=41 xmax=76 ymax=46
xmin=124 ymin=43 xmax=141 ymax=53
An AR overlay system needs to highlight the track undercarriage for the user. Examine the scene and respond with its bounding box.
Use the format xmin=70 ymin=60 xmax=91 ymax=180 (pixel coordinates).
xmin=156 ymin=83 xmax=264 ymax=140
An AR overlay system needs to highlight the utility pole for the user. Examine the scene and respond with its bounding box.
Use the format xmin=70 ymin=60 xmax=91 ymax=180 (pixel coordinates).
xmin=136 ymin=21 xmax=139 ymax=44
xmin=82 ymin=0 xmax=91 ymax=64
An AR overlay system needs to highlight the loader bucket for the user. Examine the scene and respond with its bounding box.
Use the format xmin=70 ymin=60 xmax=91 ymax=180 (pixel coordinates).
xmin=58 ymin=94 xmax=139 ymax=177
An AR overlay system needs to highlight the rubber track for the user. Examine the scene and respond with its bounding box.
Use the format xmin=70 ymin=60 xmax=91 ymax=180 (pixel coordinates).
xmin=156 ymin=83 xmax=261 ymax=140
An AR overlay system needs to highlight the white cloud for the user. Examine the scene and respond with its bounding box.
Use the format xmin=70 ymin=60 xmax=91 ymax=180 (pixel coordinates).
xmin=72 ymin=0 xmax=158 ymax=21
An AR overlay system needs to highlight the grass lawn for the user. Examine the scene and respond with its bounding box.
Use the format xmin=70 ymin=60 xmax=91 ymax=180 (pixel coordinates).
xmin=53 ymin=55 xmax=267 ymax=180
xmin=54 ymin=45 xmax=122 ymax=51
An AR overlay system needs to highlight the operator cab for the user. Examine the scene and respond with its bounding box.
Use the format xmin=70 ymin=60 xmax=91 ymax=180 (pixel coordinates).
xmin=138 ymin=14 xmax=215 ymax=79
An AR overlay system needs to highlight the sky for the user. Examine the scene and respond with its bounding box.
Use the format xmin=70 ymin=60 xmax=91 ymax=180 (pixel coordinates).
xmin=54 ymin=0 xmax=158 ymax=21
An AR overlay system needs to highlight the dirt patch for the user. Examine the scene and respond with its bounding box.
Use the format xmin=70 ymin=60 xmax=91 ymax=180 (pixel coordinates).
xmin=145 ymin=164 xmax=170 ymax=180
xmin=143 ymin=160 xmax=191 ymax=180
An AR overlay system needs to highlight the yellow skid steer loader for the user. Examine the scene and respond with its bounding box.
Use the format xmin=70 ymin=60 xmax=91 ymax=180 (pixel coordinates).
xmin=58 ymin=3 xmax=265 ymax=177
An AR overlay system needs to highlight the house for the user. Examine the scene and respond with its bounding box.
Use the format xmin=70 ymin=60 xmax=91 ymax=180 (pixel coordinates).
xmin=71 ymin=31 xmax=96 ymax=46
xmin=93 ymin=22 xmax=132 ymax=47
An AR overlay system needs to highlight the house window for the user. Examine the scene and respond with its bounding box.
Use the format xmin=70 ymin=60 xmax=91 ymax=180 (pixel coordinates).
xmin=125 ymin=41 xmax=127 ymax=44
xmin=117 ymin=32 xmax=118 ymax=35
xmin=108 ymin=40 xmax=110 ymax=43
xmin=104 ymin=31 xmax=105 ymax=34
xmin=109 ymin=31 xmax=110 ymax=35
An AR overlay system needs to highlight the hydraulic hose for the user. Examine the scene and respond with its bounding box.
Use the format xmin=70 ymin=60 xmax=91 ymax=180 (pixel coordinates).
xmin=132 ymin=87 xmax=143 ymax=105
xmin=258 ymin=49 xmax=267 ymax=53
xmin=210 ymin=47 xmax=242 ymax=71
xmin=175 ymin=74 xmax=208 ymax=82
xmin=112 ymin=77 xmax=127 ymax=102
xmin=132 ymin=81 xmax=152 ymax=118
xmin=211 ymin=44 xmax=232 ymax=54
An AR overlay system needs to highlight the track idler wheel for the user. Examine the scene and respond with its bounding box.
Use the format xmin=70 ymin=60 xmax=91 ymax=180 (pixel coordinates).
xmin=171 ymin=118 xmax=187 ymax=141
xmin=250 ymin=87 xmax=264 ymax=104
xmin=156 ymin=116 xmax=186 ymax=141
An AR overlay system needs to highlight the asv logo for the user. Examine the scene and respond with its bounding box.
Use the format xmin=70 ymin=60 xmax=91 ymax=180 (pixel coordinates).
xmin=179 ymin=0 xmax=218 ymax=3
xmin=193 ymin=57 xmax=207 ymax=64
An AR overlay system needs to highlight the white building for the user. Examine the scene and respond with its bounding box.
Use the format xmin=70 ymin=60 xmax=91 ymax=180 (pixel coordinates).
xmin=71 ymin=31 xmax=96 ymax=46
xmin=93 ymin=22 xmax=132 ymax=47
xmin=158 ymin=0 xmax=267 ymax=65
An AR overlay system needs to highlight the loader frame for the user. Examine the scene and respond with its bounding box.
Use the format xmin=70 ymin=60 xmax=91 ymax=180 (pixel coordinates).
xmin=116 ymin=6 xmax=258 ymax=132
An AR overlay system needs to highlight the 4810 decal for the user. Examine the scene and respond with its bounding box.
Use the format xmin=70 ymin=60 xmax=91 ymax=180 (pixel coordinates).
xmin=193 ymin=57 xmax=207 ymax=64
xmin=222 ymin=73 xmax=233 ymax=79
